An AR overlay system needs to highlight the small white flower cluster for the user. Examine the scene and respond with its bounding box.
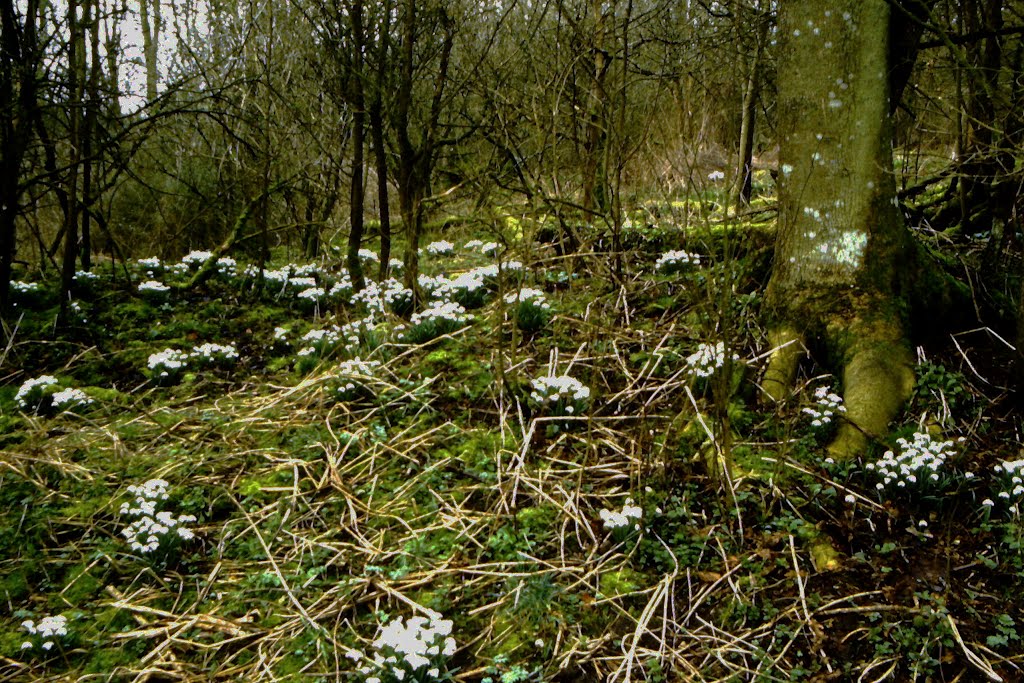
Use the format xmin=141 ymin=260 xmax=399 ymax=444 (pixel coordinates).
xmin=136 ymin=257 xmax=162 ymax=272
xmin=297 ymin=287 xmax=327 ymax=305
xmin=354 ymin=613 xmax=457 ymax=683
xmin=20 ymin=614 xmax=68 ymax=652
xmin=480 ymin=242 xmax=500 ymax=256
xmin=340 ymin=315 xmax=381 ymax=351
xmin=655 ymin=250 xmax=701 ymax=274
xmin=51 ymin=387 xmax=93 ymax=410
xmin=352 ymin=278 xmax=413 ymax=314
xmin=273 ymin=326 xmax=290 ymax=342
xmin=409 ymin=301 xmax=471 ymax=328
xmin=288 ymin=276 xmax=318 ymax=291
xmin=503 ymin=288 xmax=549 ymax=308
xmin=74 ymin=269 xmax=99 ymax=283
xmin=425 ymin=240 xmax=455 ymax=256
xmin=15 ymin=375 xmax=59 ymax=408
xmin=336 ymin=357 xmax=381 ymax=398
xmin=708 ymin=170 xmax=725 ymax=182
xmin=297 ymin=327 xmax=342 ymax=357
xmin=685 ymin=341 xmax=737 ymax=378
xmin=190 ymin=342 xmax=239 ymax=367
xmin=389 ymin=258 xmax=404 ymax=270
xmin=147 ymin=348 xmax=190 ymax=378
xmin=215 ymin=256 xmax=237 ymax=276
xmin=986 ymin=459 xmax=1024 ymax=512
xmin=803 ymin=386 xmax=846 ymax=428
xmin=504 ymin=288 xmax=552 ymax=332
xmin=119 ymin=478 xmax=197 ymax=554
xmin=180 ymin=250 xmax=214 ymax=268
xmin=11 ymin=280 xmax=40 ymax=294
xmin=599 ymin=498 xmax=643 ymax=531
xmin=464 ymin=239 xmax=483 ymax=250
xmin=866 ymin=432 xmax=960 ymax=492
xmin=529 ymin=375 xmax=591 ymax=415
xmin=359 ymin=248 xmax=380 ymax=263
xmin=138 ymin=280 xmax=170 ymax=294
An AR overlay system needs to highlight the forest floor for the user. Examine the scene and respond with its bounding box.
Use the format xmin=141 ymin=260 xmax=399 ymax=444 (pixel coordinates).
xmin=2 ymin=202 xmax=1024 ymax=682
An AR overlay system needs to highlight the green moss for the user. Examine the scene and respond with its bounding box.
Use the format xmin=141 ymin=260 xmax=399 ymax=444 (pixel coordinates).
xmin=60 ymin=564 xmax=104 ymax=606
xmin=599 ymin=568 xmax=647 ymax=598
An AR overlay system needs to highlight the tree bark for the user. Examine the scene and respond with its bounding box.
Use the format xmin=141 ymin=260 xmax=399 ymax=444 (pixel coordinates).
xmin=346 ymin=0 xmax=367 ymax=293
xmin=0 ymin=0 xmax=39 ymax=313
xmin=763 ymin=0 xmax=916 ymax=459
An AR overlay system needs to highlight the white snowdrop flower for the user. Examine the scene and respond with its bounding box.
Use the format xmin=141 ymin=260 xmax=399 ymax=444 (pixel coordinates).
xmin=686 ymin=342 xmax=739 ymax=378
xmin=138 ymin=280 xmax=170 ymax=293
xmin=707 ymin=170 xmax=725 ymax=181
xmin=844 ymin=494 xmax=856 ymax=504
xmin=425 ymin=240 xmax=455 ymax=256
xmin=428 ymin=668 xmax=440 ymax=678
xmin=20 ymin=642 xmax=32 ymax=650
xmin=982 ymin=499 xmax=995 ymax=507
xmin=918 ymin=520 xmax=928 ymax=527
xmin=655 ymin=249 xmax=701 ymax=274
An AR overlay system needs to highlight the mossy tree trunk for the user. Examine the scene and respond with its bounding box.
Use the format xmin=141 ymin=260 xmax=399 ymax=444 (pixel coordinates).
xmin=763 ymin=1 xmax=916 ymax=458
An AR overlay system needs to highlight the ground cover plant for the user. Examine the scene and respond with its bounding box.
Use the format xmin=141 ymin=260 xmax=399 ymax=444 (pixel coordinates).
xmin=2 ymin=211 xmax=1024 ymax=683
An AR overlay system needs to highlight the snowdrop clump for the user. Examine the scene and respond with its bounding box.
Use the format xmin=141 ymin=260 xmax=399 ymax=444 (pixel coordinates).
xmin=866 ymin=432 xmax=962 ymax=494
xmin=335 ymin=357 xmax=382 ymax=400
xmin=655 ymin=250 xmax=701 ymax=275
xmin=11 ymin=280 xmax=40 ymax=295
xmin=436 ymin=271 xmax=489 ymax=309
xmin=180 ymin=250 xmax=214 ymax=268
xmin=138 ymin=280 xmax=171 ymax=297
xmin=504 ymin=288 xmax=552 ymax=332
xmin=403 ymin=301 xmax=472 ymax=344
xmin=353 ymin=613 xmax=457 ymax=683
xmin=464 ymin=239 xmax=483 ymax=250
xmin=350 ymin=278 xmax=413 ymax=315
xmin=685 ymin=341 xmax=738 ymax=378
xmin=15 ymin=375 xmax=59 ymax=410
xmin=20 ymin=614 xmax=69 ymax=653
xmin=136 ymin=256 xmax=162 ymax=274
xmin=73 ymin=269 xmax=99 ymax=285
xmin=50 ymin=387 xmax=94 ymax=411
xmin=215 ymin=256 xmax=237 ymax=276
xmin=297 ymin=327 xmax=342 ymax=359
xmin=529 ymin=374 xmax=591 ymax=416
xmin=147 ymin=348 xmax=190 ymax=382
xmin=987 ymin=458 xmax=1024 ymax=514
xmin=119 ymin=478 xmax=198 ymax=555
xmin=190 ymin=342 xmax=239 ymax=368
xmin=359 ymin=248 xmax=380 ymax=263
xmin=803 ymin=386 xmax=846 ymax=428
xmin=425 ymin=240 xmax=455 ymax=256
xmin=599 ymin=497 xmax=643 ymax=532
xmin=708 ymin=170 xmax=725 ymax=182
xmin=339 ymin=315 xmax=383 ymax=351
xmin=297 ymin=286 xmax=328 ymax=311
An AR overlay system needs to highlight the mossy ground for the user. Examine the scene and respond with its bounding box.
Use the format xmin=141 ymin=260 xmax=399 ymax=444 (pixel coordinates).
xmin=2 ymin=214 xmax=1023 ymax=682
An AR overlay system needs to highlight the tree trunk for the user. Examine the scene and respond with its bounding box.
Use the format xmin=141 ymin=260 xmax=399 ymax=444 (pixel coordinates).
xmin=0 ymin=0 xmax=39 ymax=313
xmin=734 ymin=11 xmax=768 ymax=208
xmin=139 ymin=0 xmax=160 ymax=102
xmin=346 ymin=0 xmax=367 ymax=293
xmin=371 ymin=0 xmax=392 ymax=281
xmin=763 ymin=0 xmax=916 ymax=459
xmin=60 ymin=0 xmax=84 ymax=323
